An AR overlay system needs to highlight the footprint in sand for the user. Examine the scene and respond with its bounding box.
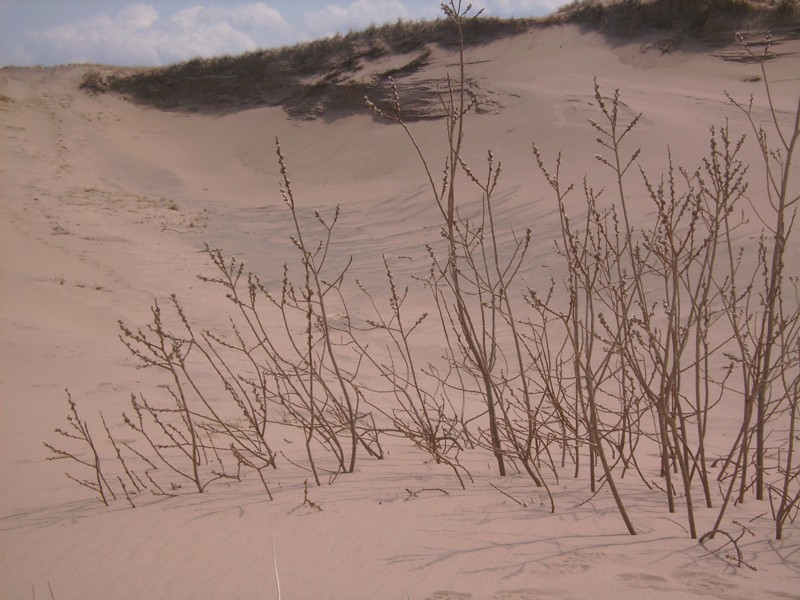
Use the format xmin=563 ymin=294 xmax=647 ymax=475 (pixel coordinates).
xmin=616 ymin=572 xmax=674 ymax=593
xmin=763 ymin=592 xmax=800 ymax=600
xmin=426 ymin=592 xmax=473 ymax=600
xmin=488 ymin=589 xmax=550 ymax=600
xmin=619 ymin=571 xmax=742 ymax=599
xmin=544 ymin=549 xmax=603 ymax=574
xmin=675 ymin=571 xmax=738 ymax=596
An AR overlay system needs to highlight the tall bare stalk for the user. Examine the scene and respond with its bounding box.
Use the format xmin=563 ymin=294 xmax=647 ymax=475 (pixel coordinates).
xmin=711 ymin=33 xmax=800 ymax=533
xmin=45 ymin=391 xmax=116 ymax=506
xmin=366 ymin=0 xmax=530 ymax=478
xmin=530 ymin=148 xmax=637 ymax=535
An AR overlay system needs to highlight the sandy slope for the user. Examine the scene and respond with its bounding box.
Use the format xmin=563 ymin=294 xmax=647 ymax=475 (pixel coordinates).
xmin=2 ymin=24 xmax=800 ymax=599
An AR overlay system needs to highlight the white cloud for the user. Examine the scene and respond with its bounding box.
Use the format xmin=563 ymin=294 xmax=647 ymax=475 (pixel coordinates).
xmin=21 ymin=2 xmax=293 ymax=67
xmin=471 ymin=0 xmax=568 ymax=17
xmin=301 ymin=0 xmax=437 ymax=41
xmin=230 ymin=3 xmax=287 ymax=30
xmin=118 ymin=4 xmax=159 ymax=30
xmin=8 ymin=0 xmax=570 ymax=67
xmin=299 ymin=0 xmax=567 ymax=41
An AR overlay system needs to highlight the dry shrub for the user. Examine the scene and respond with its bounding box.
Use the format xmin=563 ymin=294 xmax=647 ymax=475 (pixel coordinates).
xmin=48 ymin=1 xmax=800 ymax=547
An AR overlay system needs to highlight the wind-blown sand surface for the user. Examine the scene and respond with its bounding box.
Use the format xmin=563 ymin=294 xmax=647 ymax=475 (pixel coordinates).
xmin=2 ymin=21 xmax=800 ymax=600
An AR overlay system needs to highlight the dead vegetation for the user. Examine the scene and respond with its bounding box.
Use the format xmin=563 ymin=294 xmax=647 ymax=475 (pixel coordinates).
xmin=48 ymin=0 xmax=800 ymax=547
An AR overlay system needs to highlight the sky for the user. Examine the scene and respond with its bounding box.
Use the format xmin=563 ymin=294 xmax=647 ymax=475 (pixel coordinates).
xmin=0 ymin=0 xmax=572 ymax=68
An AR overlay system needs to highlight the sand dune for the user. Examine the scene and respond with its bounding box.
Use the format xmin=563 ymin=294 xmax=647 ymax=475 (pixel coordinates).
xmin=2 ymin=17 xmax=800 ymax=600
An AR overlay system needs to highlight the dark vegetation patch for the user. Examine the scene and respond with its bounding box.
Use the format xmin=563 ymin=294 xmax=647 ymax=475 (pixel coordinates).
xmin=88 ymin=16 xmax=529 ymax=120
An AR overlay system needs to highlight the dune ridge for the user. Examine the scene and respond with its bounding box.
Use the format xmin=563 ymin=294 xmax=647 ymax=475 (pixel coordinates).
xmin=76 ymin=0 xmax=800 ymax=118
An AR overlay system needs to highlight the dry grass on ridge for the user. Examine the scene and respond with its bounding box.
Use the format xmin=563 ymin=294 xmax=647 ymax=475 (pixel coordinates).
xmin=78 ymin=0 xmax=799 ymax=118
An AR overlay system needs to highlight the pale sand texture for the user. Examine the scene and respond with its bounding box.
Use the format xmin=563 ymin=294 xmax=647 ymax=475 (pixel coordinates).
xmin=2 ymin=24 xmax=800 ymax=599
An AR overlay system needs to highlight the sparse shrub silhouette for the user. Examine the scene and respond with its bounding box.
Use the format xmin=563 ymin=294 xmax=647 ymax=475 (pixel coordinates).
xmin=46 ymin=0 xmax=800 ymax=546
